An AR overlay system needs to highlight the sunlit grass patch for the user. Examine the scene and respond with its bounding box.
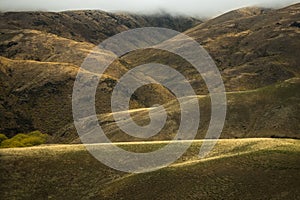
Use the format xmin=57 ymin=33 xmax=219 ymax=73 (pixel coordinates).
xmin=0 ymin=131 xmax=48 ymax=148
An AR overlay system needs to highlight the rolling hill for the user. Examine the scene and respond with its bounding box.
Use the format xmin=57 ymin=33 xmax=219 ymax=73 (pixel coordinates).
xmin=0 ymin=139 xmax=299 ymax=199
xmin=0 ymin=5 xmax=300 ymax=200
xmin=59 ymin=77 xmax=299 ymax=143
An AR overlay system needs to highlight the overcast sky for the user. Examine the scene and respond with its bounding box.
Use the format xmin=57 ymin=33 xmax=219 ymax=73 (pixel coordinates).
xmin=0 ymin=0 xmax=299 ymax=17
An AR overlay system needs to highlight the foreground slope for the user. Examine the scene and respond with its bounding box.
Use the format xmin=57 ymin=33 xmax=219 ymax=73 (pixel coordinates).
xmin=0 ymin=139 xmax=299 ymax=199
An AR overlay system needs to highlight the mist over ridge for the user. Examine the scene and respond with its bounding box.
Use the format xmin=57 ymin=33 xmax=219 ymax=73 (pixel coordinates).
xmin=0 ymin=0 xmax=299 ymax=17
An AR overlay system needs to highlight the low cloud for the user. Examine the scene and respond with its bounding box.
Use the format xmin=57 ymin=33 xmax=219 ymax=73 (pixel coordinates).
xmin=0 ymin=0 xmax=298 ymax=17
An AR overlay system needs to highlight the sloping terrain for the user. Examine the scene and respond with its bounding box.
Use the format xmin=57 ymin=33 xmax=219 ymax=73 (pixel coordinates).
xmin=0 ymin=54 xmax=175 ymax=137
xmin=121 ymin=4 xmax=300 ymax=92
xmin=185 ymin=4 xmax=300 ymax=91
xmin=0 ymin=29 xmax=96 ymax=65
xmin=60 ymin=77 xmax=299 ymax=143
xmin=0 ymin=139 xmax=299 ymax=199
xmin=0 ymin=11 xmax=201 ymax=44
xmin=0 ymin=4 xmax=299 ymax=140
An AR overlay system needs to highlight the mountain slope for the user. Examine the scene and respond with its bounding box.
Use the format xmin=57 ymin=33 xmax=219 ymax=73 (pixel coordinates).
xmin=0 ymin=54 xmax=176 ymax=138
xmin=121 ymin=4 xmax=300 ymax=93
xmin=0 ymin=29 xmax=95 ymax=65
xmin=185 ymin=3 xmax=300 ymax=90
xmin=0 ymin=4 xmax=300 ymax=140
xmin=0 ymin=11 xmax=201 ymax=44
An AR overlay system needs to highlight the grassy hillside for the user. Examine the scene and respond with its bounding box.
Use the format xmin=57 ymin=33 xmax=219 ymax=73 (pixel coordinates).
xmin=185 ymin=3 xmax=300 ymax=91
xmin=0 ymin=139 xmax=299 ymax=199
xmin=122 ymin=3 xmax=300 ymax=93
xmin=57 ymin=78 xmax=299 ymax=143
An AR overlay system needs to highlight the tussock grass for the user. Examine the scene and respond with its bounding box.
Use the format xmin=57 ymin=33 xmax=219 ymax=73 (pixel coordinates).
xmin=0 ymin=139 xmax=299 ymax=199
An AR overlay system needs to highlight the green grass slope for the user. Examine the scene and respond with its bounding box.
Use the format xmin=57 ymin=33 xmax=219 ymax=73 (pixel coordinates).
xmin=0 ymin=139 xmax=299 ymax=199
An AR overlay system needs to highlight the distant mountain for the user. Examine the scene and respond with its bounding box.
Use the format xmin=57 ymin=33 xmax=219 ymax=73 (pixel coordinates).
xmin=185 ymin=4 xmax=300 ymax=91
xmin=121 ymin=4 xmax=300 ymax=93
xmin=0 ymin=4 xmax=299 ymax=141
xmin=0 ymin=11 xmax=201 ymax=44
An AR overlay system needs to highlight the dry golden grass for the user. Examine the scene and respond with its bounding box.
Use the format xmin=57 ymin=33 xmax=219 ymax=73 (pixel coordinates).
xmin=0 ymin=139 xmax=299 ymax=199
